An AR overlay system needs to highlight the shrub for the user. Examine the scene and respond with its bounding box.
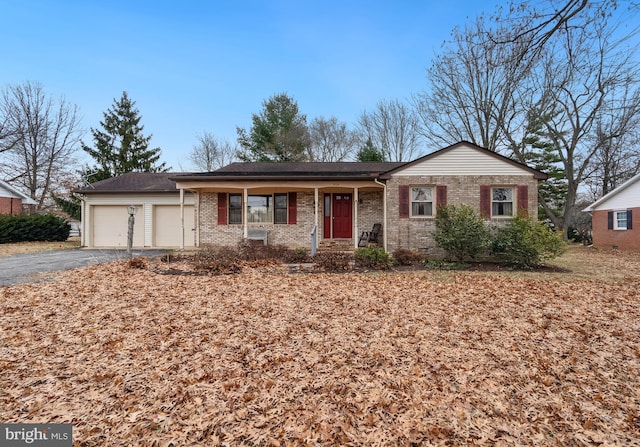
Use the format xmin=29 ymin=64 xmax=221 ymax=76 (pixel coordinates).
xmin=128 ymin=257 xmax=148 ymax=269
xmin=392 ymin=248 xmax=425 ymax=266
xmin=313 ymin=252 xmax=353 ymax=271
xmin=354 ymin=246 xmax=393 ymax=270
xmin=281 ymin=247 xmax=312 ymax=263
xmin=193 ymin=245 xmax=242 ymax=274
xmin=492 ymin=215 xmax=566 ymax=269
xmin=0 ymin=214 xmax=70 ymax=243
xmin=433 ymin=205 xmax=492 ymax=261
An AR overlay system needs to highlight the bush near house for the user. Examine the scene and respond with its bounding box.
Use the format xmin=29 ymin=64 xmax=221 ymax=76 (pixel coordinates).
xmin=433 ymin=204 xmax=493 ymax=261
xmin=492 ymin=215 xmax=566 ymax=269
xmin=354 ymin=246 xmax=393 ymax=270
xmin=0 ymin=214 xmax=70 ymax=243
xmin=434 ymin=205 xmax=566 ymax=268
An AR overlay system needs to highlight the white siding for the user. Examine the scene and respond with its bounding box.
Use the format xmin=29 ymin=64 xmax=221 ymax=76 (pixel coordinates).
xmin=591 ymin=180 xmax=640 ymax=210
xmin=82 ymin=192 xmax=195 ymax=248
xmin=393 ymin=144 xmax=532 ymax=177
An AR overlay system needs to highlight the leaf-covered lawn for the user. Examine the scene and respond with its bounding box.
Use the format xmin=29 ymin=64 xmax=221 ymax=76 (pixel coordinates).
xmin=1 ymin=249 xmax=639 ymax=446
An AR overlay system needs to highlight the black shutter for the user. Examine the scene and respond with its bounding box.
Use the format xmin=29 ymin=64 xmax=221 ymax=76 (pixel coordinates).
xmin=607 ymin=211 xmax=613 ymax=230
xmin=627 ymin=210 xmax=633 ymax=229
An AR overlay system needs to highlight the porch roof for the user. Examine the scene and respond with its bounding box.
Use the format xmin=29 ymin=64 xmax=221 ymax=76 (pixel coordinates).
xmin=171 ymin=162 xmax=405 ymax=182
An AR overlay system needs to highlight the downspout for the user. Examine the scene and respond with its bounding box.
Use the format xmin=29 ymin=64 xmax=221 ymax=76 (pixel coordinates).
xmin=374 ymin=178 xmax=387 ymax=252
xmin=243 ymin=188 xmax=248 ymax=239
xmin=180 ymin=188 xmax=185 ymax=251
xmin=353 ymin=187 xmax=359 ymax=249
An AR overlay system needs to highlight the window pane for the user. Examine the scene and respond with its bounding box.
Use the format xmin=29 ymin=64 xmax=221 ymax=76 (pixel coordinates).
xmin=493 ymin=188 xmax=512 ymax=201
xmin=492 ymin=202 xmax=513 ymax=216
xmin=616 ymin=211 xmax=627 ymax=229
xmin=412 ymin=202 xmax=433 ymax=216
xmin=412 ymin=187 xmax=432 ymax=202
xmin=247 ymin=195 xmax=272 ymax=223
xmin=229 ymin=194 xmax=242 ymax=224
xmin=274 ymin=193 xmax=287 ymax=224
xmin=275 ymin=194 xmax=287 ymax=209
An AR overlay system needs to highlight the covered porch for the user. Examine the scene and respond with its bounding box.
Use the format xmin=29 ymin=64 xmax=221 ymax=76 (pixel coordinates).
xmin=173 ymin=178 xmax=387 ymax=252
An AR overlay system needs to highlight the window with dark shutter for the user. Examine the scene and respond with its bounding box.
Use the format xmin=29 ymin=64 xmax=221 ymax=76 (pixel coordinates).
xmin=288 ymin=192 xmax=297 ymax=224
xmin=517 ymin=185 xmax=529 ymax=216
xmin=608 ymin=211 xmax=614 ymax=230
xmin=436 ymin=185 xmax=447 ymax=208
xmin=399 ymin=185 xmax=410 ymax=218
xmin=217 ymin=193 xmax=227 ymax=225
xmin=480 ymin=185 xmax=491 ymax=218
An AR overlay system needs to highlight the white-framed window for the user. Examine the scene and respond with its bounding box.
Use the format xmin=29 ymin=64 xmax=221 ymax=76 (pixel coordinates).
xmin=411 ymin=186 xmax=434 ymax=217
xmin=244 ymin=193 xmax=289 ymax=224
xmin=614 ymin=210 xmax=628 ymax=230
xmin=229 ymin=193 xmax=243 ymax=224
xmin=492 ymin=187 xmax=514 ymax=217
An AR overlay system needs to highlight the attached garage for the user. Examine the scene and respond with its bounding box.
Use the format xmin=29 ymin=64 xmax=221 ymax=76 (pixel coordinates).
xmin=76 ymin=173 xmax=196 ymax=249
xmin=154 ymin=205 xmax=195 ymax=247
xmin=92 ymin=205 xmax=144 ymax=247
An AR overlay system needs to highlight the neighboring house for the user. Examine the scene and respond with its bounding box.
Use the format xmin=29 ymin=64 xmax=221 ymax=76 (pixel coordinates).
xmin=171 ymin=141 xmax=547 ymax=253
xmin=583 ymin=172 xmax=640 ymax=251
xmin=0 ymin=180 xmax=37 ymax=215
xmin=75 ymin=172 xmax=196 ymax=248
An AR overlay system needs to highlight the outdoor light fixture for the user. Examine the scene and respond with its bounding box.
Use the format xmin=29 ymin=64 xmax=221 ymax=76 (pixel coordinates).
xmin=127 ymin=205 xmax=137 ymax=258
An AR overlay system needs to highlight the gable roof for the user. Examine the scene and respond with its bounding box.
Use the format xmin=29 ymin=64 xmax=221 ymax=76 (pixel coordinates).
xmin=75 ymin=172 xmax=187 ymax=194
xmin=0 ymin=180 xmax=37 ymax=204
xmin=172 ymin=162 xmax=405 ymax=182
xmin=379 ymin=141 xmax=548 ymax=179
xmin=583 ymin=172 xmax=640 ymax=212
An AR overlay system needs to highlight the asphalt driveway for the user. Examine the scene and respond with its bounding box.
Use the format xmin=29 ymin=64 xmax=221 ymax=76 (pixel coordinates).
xmin=0 ymin=248 xmax=169 ymax=286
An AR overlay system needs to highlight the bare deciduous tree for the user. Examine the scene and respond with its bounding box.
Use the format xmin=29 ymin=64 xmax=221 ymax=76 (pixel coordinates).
xmin=0 ymin=82 xmax=82 ymax=209
xmin=307 ymin=116 xmax=358 ymax=162
xmin=414 ymin=15 xmax=534 ymax=152
xmin=358 ymin=99 xmax=422 ymax=162
xmin=416 ymin=1 xmax=640 ymax=239
xmin=188 ymin=132 xmax=237 ymax=171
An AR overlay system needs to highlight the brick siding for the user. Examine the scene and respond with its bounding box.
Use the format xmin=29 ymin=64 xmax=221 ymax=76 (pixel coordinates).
xmin=0 ymin=197 xmax=23 ymax=215
xmin=385 ymin=175 xmax=539 ymax=254
xmin=591 ymin=207 xmax=640 ymax=251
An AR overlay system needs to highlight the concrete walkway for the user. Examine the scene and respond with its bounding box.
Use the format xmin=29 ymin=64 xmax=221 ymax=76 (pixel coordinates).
xmin=0 ymin=248 xmax=169 ymax=286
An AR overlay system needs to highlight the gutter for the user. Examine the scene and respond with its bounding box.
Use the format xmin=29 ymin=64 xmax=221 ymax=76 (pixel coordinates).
xmin=374 ymin=177 xmax=388 ymax=252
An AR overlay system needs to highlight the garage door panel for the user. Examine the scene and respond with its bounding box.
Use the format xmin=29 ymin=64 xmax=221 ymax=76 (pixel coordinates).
xmin=92 ymin=206 xmax=144 ymax=247
xmin=154 ymin=205 xmax=195 ymax=247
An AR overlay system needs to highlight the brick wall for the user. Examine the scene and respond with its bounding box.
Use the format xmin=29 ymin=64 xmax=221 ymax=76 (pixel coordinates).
xmin=199 ymin=191 xmax=317 ymax=248
xmin=385 ymin=175 xmax=539 ymax=253
xmin=0 ymin=197 xmax=23 ymax=215
xmin=591 ymin=207 xmax=640 ymax=251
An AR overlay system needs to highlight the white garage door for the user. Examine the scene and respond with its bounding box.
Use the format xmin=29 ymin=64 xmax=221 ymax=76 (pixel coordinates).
xmin=92 ymin=205 xmax=144 ymax=247
xmin=154 ymin=205 xmax=195 ymax=247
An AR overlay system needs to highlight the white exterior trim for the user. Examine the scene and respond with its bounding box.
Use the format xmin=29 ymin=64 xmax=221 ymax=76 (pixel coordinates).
xmin=391 ymin=144 xmax=534 ymax=177
xmin=583 ymin=173 xmax=640 ymax=212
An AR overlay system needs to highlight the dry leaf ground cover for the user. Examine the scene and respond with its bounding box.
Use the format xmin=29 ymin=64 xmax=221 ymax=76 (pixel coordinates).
xmin=1 ymin=247 xmax=639 ymax=446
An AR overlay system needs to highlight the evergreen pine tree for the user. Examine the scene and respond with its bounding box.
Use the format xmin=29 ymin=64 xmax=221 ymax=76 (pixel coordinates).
xmin=82 ymin=92 xmax=167 ymax=182
xmin=356 ymin=138 xmax=386 ymax=162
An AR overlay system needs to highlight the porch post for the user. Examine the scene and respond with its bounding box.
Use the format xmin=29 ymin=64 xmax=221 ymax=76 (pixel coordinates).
xmin=314 ymin=187 xmax=319 ymax=230
xmin=179 ymin=188 xmax=185 ymax=250
xmin=243 ymin=188 xmax=248 ymax=239
xmin=354 ymin=187 xmax=359 ymax=249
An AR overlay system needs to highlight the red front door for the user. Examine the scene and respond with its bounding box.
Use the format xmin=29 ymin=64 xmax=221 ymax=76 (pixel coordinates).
xmin=332 ymin=194 xmax=352 ymax=238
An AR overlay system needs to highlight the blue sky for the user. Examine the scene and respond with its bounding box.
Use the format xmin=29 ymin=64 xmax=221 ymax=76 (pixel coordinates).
xmin=2 ymin=0 xmax=492 ymax=170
